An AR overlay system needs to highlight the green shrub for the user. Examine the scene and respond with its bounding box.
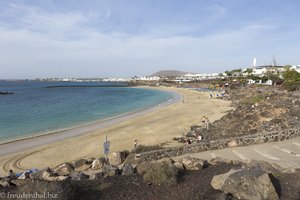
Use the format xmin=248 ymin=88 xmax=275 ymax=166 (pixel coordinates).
xmin=284 ymin=82 xmax=300 ymax=92
xmin=242 ymin=94 xmax=265 ymax=105
xmin=283 ymin=69 xmax=300 ymax=91
xmin=143 ymin=162 xmax=178 ymax=185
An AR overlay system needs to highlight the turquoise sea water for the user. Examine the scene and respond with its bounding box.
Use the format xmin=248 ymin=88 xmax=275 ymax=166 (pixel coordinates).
xmin=0 ymin=81 xmax=175 ymax=142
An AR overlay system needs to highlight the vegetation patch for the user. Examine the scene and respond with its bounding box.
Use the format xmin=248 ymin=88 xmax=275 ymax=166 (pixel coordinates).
xmin=242 ymin=94 xmax=265 ymax=105
xmin=283 ymin=69 xmax=300 ymax=91
xmin=143 ymin=162 xmax=178 ymax=185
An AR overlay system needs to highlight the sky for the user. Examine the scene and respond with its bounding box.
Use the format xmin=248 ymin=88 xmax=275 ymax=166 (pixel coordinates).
xmin=0 ymin=0 xmax=300 ymax=79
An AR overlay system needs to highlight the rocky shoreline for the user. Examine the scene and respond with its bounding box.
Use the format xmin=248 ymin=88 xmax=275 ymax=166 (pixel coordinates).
xmin=1 ymin=150 xmax=299 ymax=200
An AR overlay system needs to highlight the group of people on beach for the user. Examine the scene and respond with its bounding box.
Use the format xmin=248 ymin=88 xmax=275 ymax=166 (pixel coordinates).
xmin=201 ymin=116 xmax=209 ymax=130
xmin=1 ymin=168 xmax=38 ymax=181
xmin=209 ymin=93 xmax=225 ymax=98
xmin=182 ymin=116 xmax=210 ymax=145
xmin=185 ymin=134 xmax=202 ymax=145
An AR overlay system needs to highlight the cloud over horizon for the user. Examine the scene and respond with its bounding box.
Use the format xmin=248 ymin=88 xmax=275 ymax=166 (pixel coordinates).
xmin=1 ymin=0 xmax=300 ymax=79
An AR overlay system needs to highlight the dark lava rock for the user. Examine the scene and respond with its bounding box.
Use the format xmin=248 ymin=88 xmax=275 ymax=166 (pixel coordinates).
xmin=70 ymin=172 xmax=89 ymax=181
xmin=122 ymin=164 xmax=136 ymax=176
xmin=211 ymin=166 xmax=279 ymax=200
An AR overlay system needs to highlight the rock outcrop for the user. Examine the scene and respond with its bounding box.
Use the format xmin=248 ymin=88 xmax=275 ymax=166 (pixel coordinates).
xmin=91 ymin=158 xmax=105 ymax=170
xmin=180 ymin=156 xmax=207 ymax=170
xmin=74 ymin=159 xmax=91 ymax=171
xmin=211 ymin=165 xmax=280 ymax=200
xmin=121 ymin=164 xmax=135 ymax=176
xmin=108 ymin=151 xmax=127 ymax=166
xmin=102 ymin=165 xmax=119 ymax=177
xmin=70 ymin=172 xmax=89 ymax=181
xmin=54 ymin=163 xmax=74 ymax=176
xmin=143 ymin=161 xmax=178 ymax=185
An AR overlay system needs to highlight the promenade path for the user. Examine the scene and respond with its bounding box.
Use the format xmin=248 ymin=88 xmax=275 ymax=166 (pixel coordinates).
xmin=173 ymin=137 xmax=300 ymax=169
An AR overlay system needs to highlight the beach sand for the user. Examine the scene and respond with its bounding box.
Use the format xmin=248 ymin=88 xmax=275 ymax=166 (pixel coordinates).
xmin=0 ymin=87 xmax=231 ymax=175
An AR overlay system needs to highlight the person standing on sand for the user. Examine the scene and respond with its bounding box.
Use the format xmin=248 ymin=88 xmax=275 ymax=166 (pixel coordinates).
xmin=197 ymin=135 xmax=202 ymax=142
xmin=134 ymin=139 xmax=138 ymax=149
xmin=8 ymin=169 xmax=16 ymax=180
xmin=205 ymin=117 xmax=209 ymax=130
xmin=186 ymin=138 xmax=191 ymax=145
xmin=202 ymin=116 xmax=206 ymax=127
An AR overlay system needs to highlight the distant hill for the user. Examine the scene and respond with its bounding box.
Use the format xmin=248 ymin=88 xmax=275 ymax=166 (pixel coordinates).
xmin=150 ymin=70 xmax=189 ymax=77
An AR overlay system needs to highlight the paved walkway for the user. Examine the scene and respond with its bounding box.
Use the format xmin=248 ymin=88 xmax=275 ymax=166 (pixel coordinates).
xmin=173 ymin=137 xmax=300 ymax=169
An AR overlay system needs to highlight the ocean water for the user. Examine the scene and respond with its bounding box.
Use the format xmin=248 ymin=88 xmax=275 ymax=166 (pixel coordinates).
xmin=0 ymin=81 xmax=175 ymax=142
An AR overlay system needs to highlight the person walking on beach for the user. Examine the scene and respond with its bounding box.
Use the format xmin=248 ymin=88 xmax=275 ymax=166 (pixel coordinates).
xmin=134 ymin=139 xmax=138 ymax=149
xmin=205 ymin=117 xmax=210 ymax=130
xmin=202 ymin=116 xmax=206 ymax=128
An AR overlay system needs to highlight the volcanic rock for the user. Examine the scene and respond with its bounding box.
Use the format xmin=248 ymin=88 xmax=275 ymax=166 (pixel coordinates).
xmin=211 ymin=167 xmax=279 ymax=200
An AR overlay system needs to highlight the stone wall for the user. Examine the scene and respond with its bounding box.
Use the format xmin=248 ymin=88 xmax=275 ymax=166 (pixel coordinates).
xmin=139 ymin=126 xmax=300 ymax=162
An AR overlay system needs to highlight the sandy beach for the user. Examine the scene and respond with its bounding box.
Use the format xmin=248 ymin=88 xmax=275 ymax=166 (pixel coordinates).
xmin=0 ymin=87 xmax=231 ymax=175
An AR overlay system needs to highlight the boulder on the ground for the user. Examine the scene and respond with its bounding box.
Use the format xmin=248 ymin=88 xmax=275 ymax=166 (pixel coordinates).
xmin=102 ymin=165 xmax=119 ymax=176
xmin=143 ymin=161 xmax=178 ymax=185
xmin=123 ymin=153 xmax=139 ymax=166
xmin=137 ymin=158 xmax=176 ymax=175
xmin=180 ymin=156 xmax=207 ymax=170
xmin=108 ymin=151 xmax=127 ymax=166
xmin=245 ymin=160 xmax=283 ymax=174
xmin=173 ymin=162 xmax=184 ymax=170
xmin=228 ymin=140 xmax=237 ymax=147
xmin=91 ymin=158 xmax=106 ymax=170
xmin=122 ymin=164 xmax=136 ymax=176
xmin=29 ymin=169 xmax=45 ymax=180
xmin=211 ymin=167 xmax=279 ymax=200
xmin=54 ymin=163 xmax=74 ymax=176
xmin=89 ymin=171 xmax=103 ymax=180
xmin=0 ymin=179 xmax=16 ymax=187
xmin=42 ymin=168 xmax=69 ymax=182
xmin=42 ymin=168 xmax=54 ymax=178
xmin=74 ymin=159 xmax=91 ymax=171
xmin=209 ymin=157 xmax=232 ymax=165
xmin=211 ymin=168 xmax=240 ymax=189
xmin=157 ymin=157 xmax=175 ymax=165
xmin=18 ymin=172 xmax=30 ymax=180
xmin=70 ymin=172 xmax=89 ymax=181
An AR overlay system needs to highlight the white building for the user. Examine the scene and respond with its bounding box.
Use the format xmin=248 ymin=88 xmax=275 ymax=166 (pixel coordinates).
xmin=247 ymin=79 xmax=256 ymax=84
xmin=291 ymin=65 xmax=300 ymax=73
xmin=252 ymin=67 xmax=268 ymax=76
xmin=265 ymin=79 xmax=273 ymax=85
xmin=247 ymin=79 xmax=273 ymax=85
xmin=138 ymin=76 xmax=160 ymax=81
xmin=183 ymin=73 xmax=219 ymax=80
